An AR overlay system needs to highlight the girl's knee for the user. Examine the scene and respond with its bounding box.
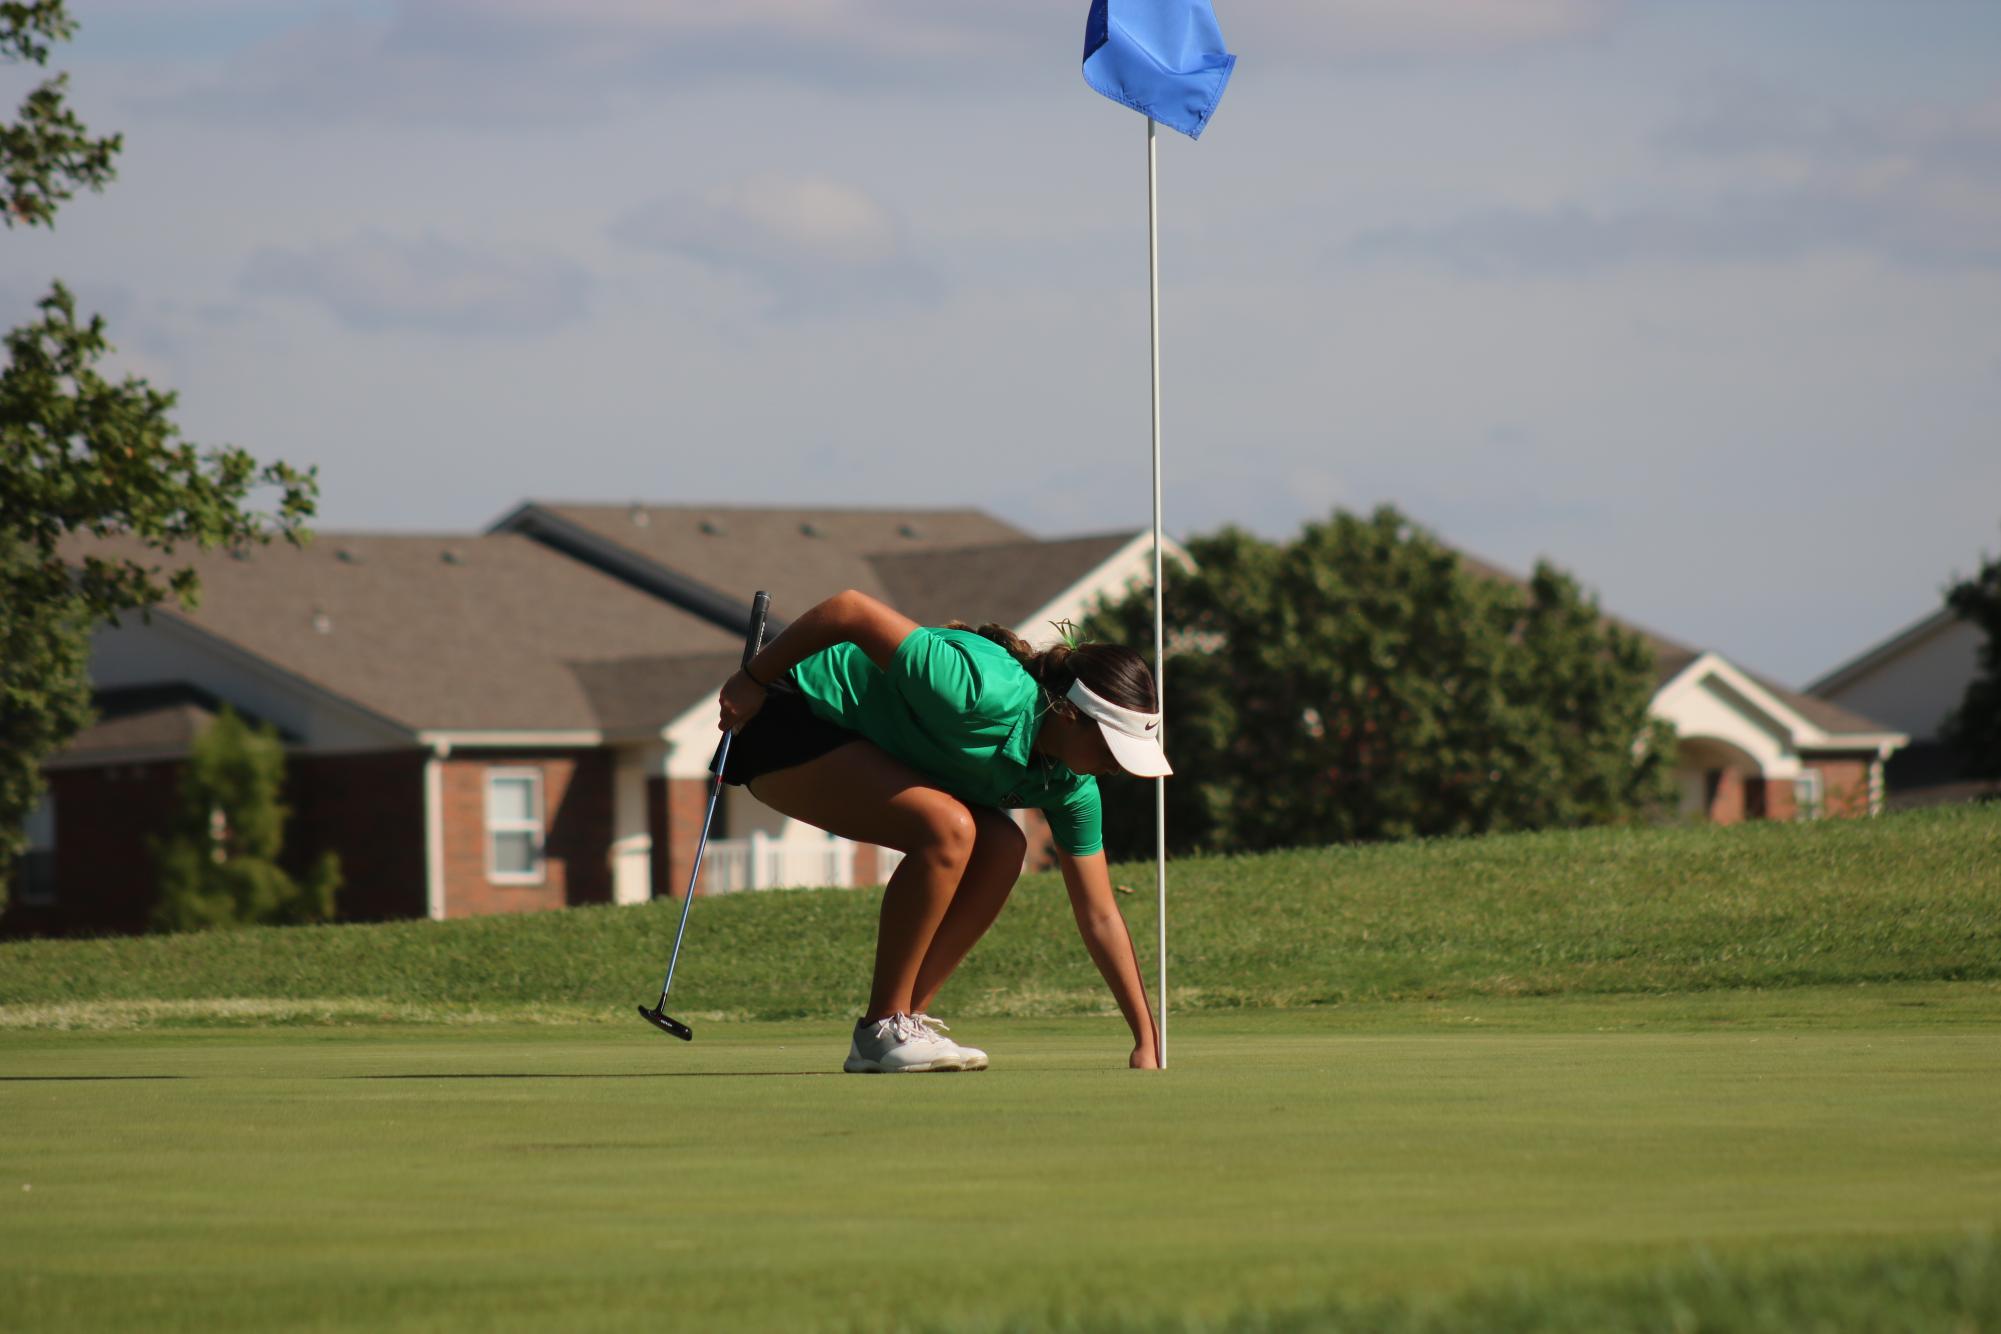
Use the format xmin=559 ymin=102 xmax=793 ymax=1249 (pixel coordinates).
xmin=910 ymin=795 xmax=978 ymax=865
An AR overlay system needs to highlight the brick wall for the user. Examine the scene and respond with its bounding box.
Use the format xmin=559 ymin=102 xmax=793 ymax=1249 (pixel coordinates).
xmin=8 ymin=761 xmax=186 ymax=936
xmin=1744 ymin=776 xmax=1797 ymax=823
xmin=1806 ymin=756 xmax=1873 ymax=819
xmin=1725 ymin=759 xmax=1876 ymax=825
xmin=1704 ymin=768 xmax=1746 ymax=825
xmin=4 ymin=748 xmax=429 ymax=938
xmin=441 ymin=750 xmax=614 ymax=918
xmin=649 ymin=775 xmax=712 ymax=899
xmin=852 ymin=843 xmax=880 ymax=886
xmin=289 ymin=750 xmax=427 ymax=921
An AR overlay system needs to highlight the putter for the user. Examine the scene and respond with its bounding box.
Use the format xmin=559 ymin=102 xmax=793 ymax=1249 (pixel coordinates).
xmin=638 ymin=589 xmax=771 ymax=1041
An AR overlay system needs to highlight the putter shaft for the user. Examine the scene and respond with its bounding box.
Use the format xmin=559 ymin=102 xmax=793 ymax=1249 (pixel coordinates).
xmin=650 ymin=729 xmax=732 ymax=1009
xmin=640 ymin=590 xmax=770 ymax=1040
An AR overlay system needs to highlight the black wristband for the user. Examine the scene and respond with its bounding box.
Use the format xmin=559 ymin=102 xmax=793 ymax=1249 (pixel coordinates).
xmin=742 ymin=663 xmax=771 ymax=689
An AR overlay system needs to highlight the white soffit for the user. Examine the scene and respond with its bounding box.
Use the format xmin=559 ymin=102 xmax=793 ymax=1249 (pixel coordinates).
xmin=416 ymin=730 xmax=604 ymax=753
xmin=1016 ymin=531 xmax=1192 ymax=640
xmin=91 ymin=609 xmax=412 ymax=752
xmin=1653 ymin=652 xmax=1905 ymax=753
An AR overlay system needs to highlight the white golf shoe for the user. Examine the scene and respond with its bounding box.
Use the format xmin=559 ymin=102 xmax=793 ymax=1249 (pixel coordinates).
xmin=842 ymin=1013 xmax=966 ymax=1074
xmin=912 ymin=1014 xmax=988 ymax=1072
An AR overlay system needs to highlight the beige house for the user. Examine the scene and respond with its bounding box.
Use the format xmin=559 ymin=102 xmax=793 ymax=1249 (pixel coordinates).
xmin=1808 ymin=607 xmax=1991 ymax=807
xmin=1449 ymin=553 xmax=1907 ymax=823
xmin=1648 ymin=646 xmax=1905 ymax=821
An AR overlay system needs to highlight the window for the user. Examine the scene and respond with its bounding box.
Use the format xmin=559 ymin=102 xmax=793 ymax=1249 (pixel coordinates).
xmin=16 ymin=795 xmax=56 ymax=906
xmin=1793 ymin=770 xmax=1825 ymax=821
xmin=486 ymin=769 xmax=545 ymax=883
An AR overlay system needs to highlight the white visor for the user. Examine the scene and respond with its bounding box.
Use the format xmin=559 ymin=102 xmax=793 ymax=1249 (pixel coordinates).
xmin=1066 ymin=678 xmax=1173 ymax=778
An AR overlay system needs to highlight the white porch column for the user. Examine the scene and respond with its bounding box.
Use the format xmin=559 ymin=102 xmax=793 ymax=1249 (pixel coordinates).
xmin=611 ymin=743 xmax=666 ymax=905
xmin=423 ymin=740 xmax=449 ymax=921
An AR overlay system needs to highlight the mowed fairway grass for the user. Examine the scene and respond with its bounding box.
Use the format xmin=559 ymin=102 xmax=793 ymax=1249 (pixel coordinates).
xmin=4 ymin=807 xmax=1998 ymax=1331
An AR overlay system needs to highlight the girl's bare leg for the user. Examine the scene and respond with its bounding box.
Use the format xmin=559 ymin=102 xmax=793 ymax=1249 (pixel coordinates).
xmin=911 ymin=808 xmax=1025 ymax=1013
xmin=749 ymin=741 xmax=1022 ymax=1021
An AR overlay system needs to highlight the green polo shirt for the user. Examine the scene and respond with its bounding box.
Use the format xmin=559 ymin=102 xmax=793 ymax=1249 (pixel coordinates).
xmin=789 ymin=627 xmax=1102 ymax=857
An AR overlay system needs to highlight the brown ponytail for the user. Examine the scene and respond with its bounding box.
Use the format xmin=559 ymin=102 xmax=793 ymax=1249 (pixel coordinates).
xmin=945 ymin=621 xmax=1158 ymax=715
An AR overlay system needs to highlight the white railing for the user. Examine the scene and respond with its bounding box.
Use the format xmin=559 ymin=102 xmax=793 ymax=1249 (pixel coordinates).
xmin=701 ymin=831 xmax=855 ymax=894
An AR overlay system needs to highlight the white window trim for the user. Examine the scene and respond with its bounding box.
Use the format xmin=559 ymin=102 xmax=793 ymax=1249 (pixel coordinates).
xmin=485 ymin=768 xmax=547 ymax=885
xmin=1793 ymin=769 xmax=1825 ymax=821
xmin=17 ymin=795 xmax=56 ymax=907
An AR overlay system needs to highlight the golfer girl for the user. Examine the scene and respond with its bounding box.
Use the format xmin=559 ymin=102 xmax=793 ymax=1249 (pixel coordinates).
xmin=714 ymin=588 xmax=1171 ymax=1074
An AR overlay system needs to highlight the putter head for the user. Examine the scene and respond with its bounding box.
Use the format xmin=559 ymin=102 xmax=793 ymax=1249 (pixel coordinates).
xmin=637 ymin=1005 xmax=693 ymax=1041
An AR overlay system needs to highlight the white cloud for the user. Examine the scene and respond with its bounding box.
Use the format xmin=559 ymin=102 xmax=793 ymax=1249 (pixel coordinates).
xmin=241 ymin=232 xmax=590 ymax=336
xmin=139 ymin=1 xmax=1040 ymax=127
xmin=1355 ymin=86 xmax=2001 ymax=276
xmin=1229 ymin=0 xmax=1618 ymax=61
xmin=135 ymin=0 xmax=1626 ymax=129
xmin=612 ymin=175 xmax=939 ymax=315
xmin=1662 ymin=84 xmax=2001 ymax=176
xmin=1354 ymin=194 xmax=2001 ymax=276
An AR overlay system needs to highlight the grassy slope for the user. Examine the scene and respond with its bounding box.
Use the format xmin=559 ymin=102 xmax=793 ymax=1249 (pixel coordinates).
xmin=3 ymin=804 xmax=1997 ymax=1026
xmin=3 ymin=1005 xmax=1997 ymax=1332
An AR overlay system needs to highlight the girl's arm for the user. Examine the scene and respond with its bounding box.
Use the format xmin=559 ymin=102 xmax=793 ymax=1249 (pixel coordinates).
xmin=1056 ymin=848 xmax=1160 ymax=1069
xmin=718 ymin=589 xmax=917 ymax=732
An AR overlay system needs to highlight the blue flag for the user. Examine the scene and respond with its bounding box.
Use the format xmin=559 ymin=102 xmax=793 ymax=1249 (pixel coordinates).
xmin=1082 ymin=0 xmax=1236 ymax=140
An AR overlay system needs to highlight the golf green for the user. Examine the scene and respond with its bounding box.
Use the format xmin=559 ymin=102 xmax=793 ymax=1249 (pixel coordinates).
xmin=4 ymin=987 xmax=1998 ymax=1332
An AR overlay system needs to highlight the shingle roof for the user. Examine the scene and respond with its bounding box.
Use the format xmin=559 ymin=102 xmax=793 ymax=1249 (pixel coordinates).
xmin=56 ymin=685 xmax=235 ymax=761
xmin=1745 ymin=672 xmax=1898 ymax=740
xmin=69 ymin=534 xmax=740 ymax=732
xmin=568 ymin=652 xmax=745 ymax=735
xmin=1453 ymin=549 xmax=1896 ymax=738
xmin=502 ymin=503 xmax=1030 ymax=627
xmin=867 ymin=532 xmax=1139 ymax=630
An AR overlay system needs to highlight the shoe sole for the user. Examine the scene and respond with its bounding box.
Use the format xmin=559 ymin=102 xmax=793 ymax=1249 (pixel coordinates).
xmin=842 ymin=1057 xmax=964 ymax=1074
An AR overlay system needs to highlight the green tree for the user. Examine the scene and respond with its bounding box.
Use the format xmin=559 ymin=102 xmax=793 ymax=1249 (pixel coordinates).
xmin=1940 ymin=541 xmax=2001 ymax=782
xmin=1 ymin=2 xmax=117 ymax=228
xmin=1 ymin=3 xmax=318 ymax=907
xmin=151 ymin=707 xmax=340 ymax=932
xmin=1085 ymin=506 xmax=1675 ymax=858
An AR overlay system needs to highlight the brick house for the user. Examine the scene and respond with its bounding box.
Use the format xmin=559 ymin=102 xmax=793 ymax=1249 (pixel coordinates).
xmin=9 ymin=532 xmax=738 ymax=935
xmin=8 ymin=504 xmax=1905 ymax=936
xmin=490 ymin=503 xmax=1181 ymax=890
xmin=1450 ymin=553 xmax=1907 ymax=824
xmin=1647 ymin=644 xmax=1906 ymax=822
xmin=7 ymin=510 xmax=1176 ymax=935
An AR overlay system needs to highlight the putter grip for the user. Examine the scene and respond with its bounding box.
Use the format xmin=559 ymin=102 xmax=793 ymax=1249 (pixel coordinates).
xmin=742 ymin=591 xmax=771 ymax=668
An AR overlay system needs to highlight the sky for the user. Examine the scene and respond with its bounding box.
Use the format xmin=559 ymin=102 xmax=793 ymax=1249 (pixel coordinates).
xmin=8 ymin=0 xmax=2000 ymax=689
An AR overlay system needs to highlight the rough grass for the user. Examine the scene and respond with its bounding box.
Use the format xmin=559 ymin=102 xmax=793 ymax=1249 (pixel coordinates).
xmin=2 ymin=803 xmax=1995 ymax=1029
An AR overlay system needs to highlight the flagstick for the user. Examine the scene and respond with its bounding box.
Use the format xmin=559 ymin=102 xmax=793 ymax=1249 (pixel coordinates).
xmin=1146 ymin=116 xmax=1168 ymax=1069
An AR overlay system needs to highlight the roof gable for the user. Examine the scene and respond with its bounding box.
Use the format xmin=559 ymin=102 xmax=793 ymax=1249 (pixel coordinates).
xmin=1806 ymin=607 xmax=1962 ymax=696
xmin=1452 ymin=546 xmax=1900 ymax=740
xmin=867 ymin=532 xmax=1139 ymax=629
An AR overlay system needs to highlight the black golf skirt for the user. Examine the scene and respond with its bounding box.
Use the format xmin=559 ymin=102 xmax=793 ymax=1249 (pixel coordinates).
xmin=714 ymin=675 xmax=864 ymax=787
